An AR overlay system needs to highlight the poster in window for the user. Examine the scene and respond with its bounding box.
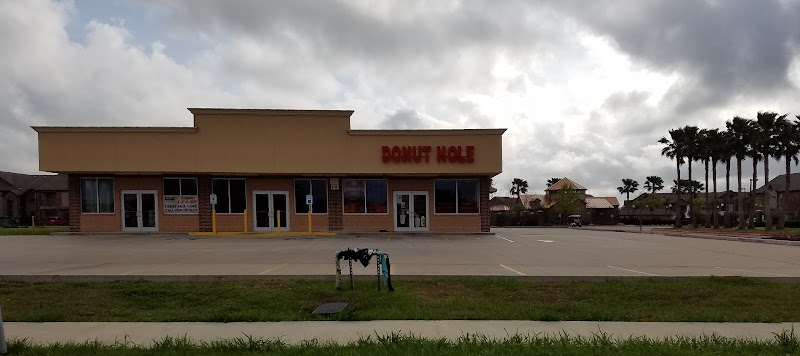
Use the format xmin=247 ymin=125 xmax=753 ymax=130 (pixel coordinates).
xmin=164 ymin=195 xmax=199 ymax=214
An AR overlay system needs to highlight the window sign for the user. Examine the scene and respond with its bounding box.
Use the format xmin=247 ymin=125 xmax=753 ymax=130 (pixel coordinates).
xmin=306 ymin=194 xmax=313 ymax=205
xmin=163 ymin=178 xmax=199 ymax=214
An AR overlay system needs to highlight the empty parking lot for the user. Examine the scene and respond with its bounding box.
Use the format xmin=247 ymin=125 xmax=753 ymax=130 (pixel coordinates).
xmin=1 ymin=228 xmax=799 ymax=278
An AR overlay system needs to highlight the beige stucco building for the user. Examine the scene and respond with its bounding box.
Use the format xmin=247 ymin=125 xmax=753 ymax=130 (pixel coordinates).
xmin=34 ymin=109 xmax=505 ymax=233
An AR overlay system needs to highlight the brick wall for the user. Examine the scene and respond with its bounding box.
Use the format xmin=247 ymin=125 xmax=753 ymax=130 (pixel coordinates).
xmin=328 ymin=178 xmax=343 ymax=231
xmin=480 ymin=176 xmax=490 ymax=232
xmin=198 ymin=176 xmax=212 ymax=232
xmin=67 ymin=174 xmax=81 ymax=232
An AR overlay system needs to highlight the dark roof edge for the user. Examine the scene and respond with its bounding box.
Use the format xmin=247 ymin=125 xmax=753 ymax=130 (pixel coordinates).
xmin=348 ymin=129 xmax=507 ymax=136
xmin=32 ymin=127 xmax=197 ymax=133
xmin=188 ymin=108 xmax=354 ymax=116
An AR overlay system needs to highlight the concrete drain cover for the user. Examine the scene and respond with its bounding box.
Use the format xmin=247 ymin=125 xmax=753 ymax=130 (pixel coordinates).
xmin=312 ymin=302 xmax=349 ymax=315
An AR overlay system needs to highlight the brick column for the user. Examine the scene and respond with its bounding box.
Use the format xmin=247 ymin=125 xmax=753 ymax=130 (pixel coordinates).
xmin=198 ymin=176 xmax=212 ymax=232
xmin=480 ymin=176 xmax=491 ymax=232
xmin=67 ymin=174 xmax=81 ymax=233
xmin=328 ymin=178 xmax=343 ymax=231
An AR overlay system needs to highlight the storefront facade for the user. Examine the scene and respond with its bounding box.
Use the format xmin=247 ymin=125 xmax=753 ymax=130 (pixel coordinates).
xmin=34 ymin=109 xmax=505 ymax=233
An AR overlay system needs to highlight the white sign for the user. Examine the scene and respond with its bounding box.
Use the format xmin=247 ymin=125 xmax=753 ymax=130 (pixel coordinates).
xmin=330 ymin=178 xmax=339 ymax=190
xmin=306 ymin=194 xmax=313 ymax=205
xmin=164 ymin=195 xmax=199 ymax=214
xmin=210 ymin=194 xmax=218 ymax=205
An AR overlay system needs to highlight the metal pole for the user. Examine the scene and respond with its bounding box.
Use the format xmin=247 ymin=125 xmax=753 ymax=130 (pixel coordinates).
xmin=0 ymin=304 xmax=6 ymax=354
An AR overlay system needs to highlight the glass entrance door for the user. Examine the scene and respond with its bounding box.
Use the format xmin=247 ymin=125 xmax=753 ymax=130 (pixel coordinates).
xmin=394 ymin=191 xmax=429 ymax=231
xmin=253 ymin=191 xmax=289 ymax=232
xmin=121 ymin=190 xmax=158 ymax=232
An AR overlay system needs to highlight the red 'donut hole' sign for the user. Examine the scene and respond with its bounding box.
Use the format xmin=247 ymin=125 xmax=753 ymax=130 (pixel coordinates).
xmin=381 ymin=145 xmax=474 ymax=163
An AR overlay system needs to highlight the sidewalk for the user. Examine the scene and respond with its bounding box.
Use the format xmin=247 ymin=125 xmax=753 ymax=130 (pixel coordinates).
xmin=4 ymin=321 xmax=799 ymax=345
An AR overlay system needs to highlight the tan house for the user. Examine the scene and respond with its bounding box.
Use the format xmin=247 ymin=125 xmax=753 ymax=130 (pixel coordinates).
xmin=34 ymin=108 xmax=505 ymax=233
xmin=519 ymin=177 xmax=619 ymax=225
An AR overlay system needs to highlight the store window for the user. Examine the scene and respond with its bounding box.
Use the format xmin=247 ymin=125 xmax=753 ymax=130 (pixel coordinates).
xmin=295 ymin=179 xmax=328 ymax=214
xmin=212 ymin=178 xmax=246 ymax=214
xmin=343 ymin=179 xmax=388 ymax=214
xmin=434 ymin=179 xmax=479 ymax=214
xmin=163 ymin=178 xmax=199 ymax=214
xmin=81 ymin=178 xmax=114 ymax=213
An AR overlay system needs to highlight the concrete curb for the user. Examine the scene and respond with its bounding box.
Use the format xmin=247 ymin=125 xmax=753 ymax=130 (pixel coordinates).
xmin=582 ymin=227 xmax=800 ymax=247
xmin=2 ymin=274 xmax=800 ymax=283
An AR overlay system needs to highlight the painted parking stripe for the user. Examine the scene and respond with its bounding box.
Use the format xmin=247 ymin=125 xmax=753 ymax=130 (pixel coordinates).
xmin=259 ymin=263 xmax=288 ymax=275
xmin=496 ymin=235 xmax=515 ymax=243
xmin=442 ymin=235 xmax=450 ymax=241
xmin=714 ymin=266 xmax=792 ymax=277
xmin=537 ymin=239 xmax=554 ymax=243
xmin=500 ymin=264 xmax=526 ymax=276
xmin=606 ymin=265 xmax=659 ymax=276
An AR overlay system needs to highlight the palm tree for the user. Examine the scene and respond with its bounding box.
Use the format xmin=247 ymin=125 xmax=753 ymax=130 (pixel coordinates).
xmin=617 ymin=178 xmax=639 ymax=201
xmin=510 ymin=178 xmax=528 ymax=200
xmin=747 ymin=120 xmax=763 ymax=229
xmin=546 ymin=178 xmax=560 ymax=187
xmin=720 ymin=129 xmax=735 ymax=228
xmin=681 ymin=125 xmax=701 ymax=228
xmin=644 ymin=176 xmax=664 ymax=193
xmin=727 ymin=117 xmax=752 ymax=229
xmin=775 ymin=116 xmax=800 ymax=229
xmin=660 ymin=130 xmax=685 ymax=227
xmin=755 ymin=112 xmax=785 ymax=230
xmin=705 ymin=129 xmax=724 ymax=228
xmin=698 ymin=129 xmax=713 ymax=227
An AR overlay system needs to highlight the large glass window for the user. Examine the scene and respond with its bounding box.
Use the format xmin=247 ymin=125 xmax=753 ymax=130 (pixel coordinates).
xmin=212 ymin=178 xmax=246 ymax=214
xmin=295 ymin=179 xmax=328 ymax=214
xmin=343 ymin=179 xmax=388 ymax=214
xmin=81 ymin=178 xmax=114 ymax=213
xmin=435 ymin=179 xmax=479 ymax=214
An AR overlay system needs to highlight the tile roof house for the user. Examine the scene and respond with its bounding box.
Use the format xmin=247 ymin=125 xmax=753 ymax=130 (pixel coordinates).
xmin=754 ymin=173 xmax=800 ymax=221
xmin=518 ymin=177 xmax=619 ymax=225
xmin=0 ymin=171 xmax=68 ymax=225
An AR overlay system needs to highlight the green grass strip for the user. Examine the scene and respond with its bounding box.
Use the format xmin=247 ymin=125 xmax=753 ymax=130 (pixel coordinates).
xmin=3 ymin=277 xmax=800 ymax=322
xmin=6 ymin=331 xmax=800 ymax=355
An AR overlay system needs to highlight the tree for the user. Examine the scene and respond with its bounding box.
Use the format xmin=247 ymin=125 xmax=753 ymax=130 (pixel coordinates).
xmin=555 ymin=184 xmax=580 ymax=223
xmin=775 ymin=116 xmax=800 ymax=229
xmin=705 ymin=129 xmax=725 ymax=228
xmin=617 ymin=178 xmax=639 ymax=201
xmin=746 ymin=118 xmax=762 ymax=229
xmin=719 ymin=128 xmax=735 ymax=228
xmin=681 ymin=125 xmax=701 ymax=228
xmin=644 ymin=176 xmax=664 ymax=193
xmin=671 ymin=179 xmax=704 ymax=194
xmin=546 ymin=178 xmax=561 ymax=187
xmin=660 ymin=130 xmax=685 ymax=227
xmin=699 ymin=129 xmax=712 ymax=227
xmin=726 ymin=116 xmax=752 ymax=229
xmin=754 ymin=111 xmax=785 ymax=230
xmin=509 ymin=178 xmax=528 ymax=200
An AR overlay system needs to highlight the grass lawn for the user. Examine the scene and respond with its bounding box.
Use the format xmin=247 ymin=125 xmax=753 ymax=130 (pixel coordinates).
xmin=6 ymin=332 xmax=800 ymax=355
xmin=662 ymin=226 xmax=800 ymax=236
xmin=3 ymin=277 xmax=800 ymax=322
xmin=0 ymin=226 xmax=68 ymax=235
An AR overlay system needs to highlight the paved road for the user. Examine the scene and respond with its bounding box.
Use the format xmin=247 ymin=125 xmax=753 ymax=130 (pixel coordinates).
xmin=1 ymin=228 xmax=800 ymax=277
xmin=5 ymin=321 xmax=799 ymax=346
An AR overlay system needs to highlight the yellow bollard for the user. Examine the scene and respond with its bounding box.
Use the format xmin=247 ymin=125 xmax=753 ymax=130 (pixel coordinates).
xmin=212 ymin=209 xmax=217 ymax=234
xmin=308 ymin=209 xmax=312 ymax=234
xmin=243 ymin=209 xmax=248 ymax=233
xmin=277 ymin=210 xmax=281 ymax=234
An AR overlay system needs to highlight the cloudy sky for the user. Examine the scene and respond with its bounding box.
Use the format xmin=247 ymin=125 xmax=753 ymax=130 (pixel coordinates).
xmin=3 ymin=0 xmax=800 ymax=202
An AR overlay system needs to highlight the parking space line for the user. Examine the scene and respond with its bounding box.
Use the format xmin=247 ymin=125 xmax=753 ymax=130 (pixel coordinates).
xmin=500 ymin=264 xmax=526 ymax=275
xmin=606 ymin=265 xmax=659 ymax=276
xmin=442 ymin=235 xmax=450 ymax=242
xmin=714 ymin=266 xmax=792 ymax=277
xmin=386 ymin=235 xmax=391 ymax=241
xmin=496 ymin=235 xmax=515 ymax=243
xmin=258 ymin=263 xmax=288 ymax=275
xmin=537 ymin=239 xmax=554 ymax=243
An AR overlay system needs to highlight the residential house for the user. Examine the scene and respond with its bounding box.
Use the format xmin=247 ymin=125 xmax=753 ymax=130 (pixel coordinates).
xmin=0 ymin=171 xmax=69 ymax=225
xmin=518 ymin=177 xmax=619 ymax=225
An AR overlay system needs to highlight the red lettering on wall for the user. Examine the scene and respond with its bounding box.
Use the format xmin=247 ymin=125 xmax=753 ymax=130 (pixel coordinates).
xmin=391 ymin=146 xmax=402 ymax=162
xmin=382 ymin=145 xmax=474 ymax=164
xmin=382 ymin=146 xmax=391 ymax=162
xmin=437 ymin=146 xmax=448 ymax=162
